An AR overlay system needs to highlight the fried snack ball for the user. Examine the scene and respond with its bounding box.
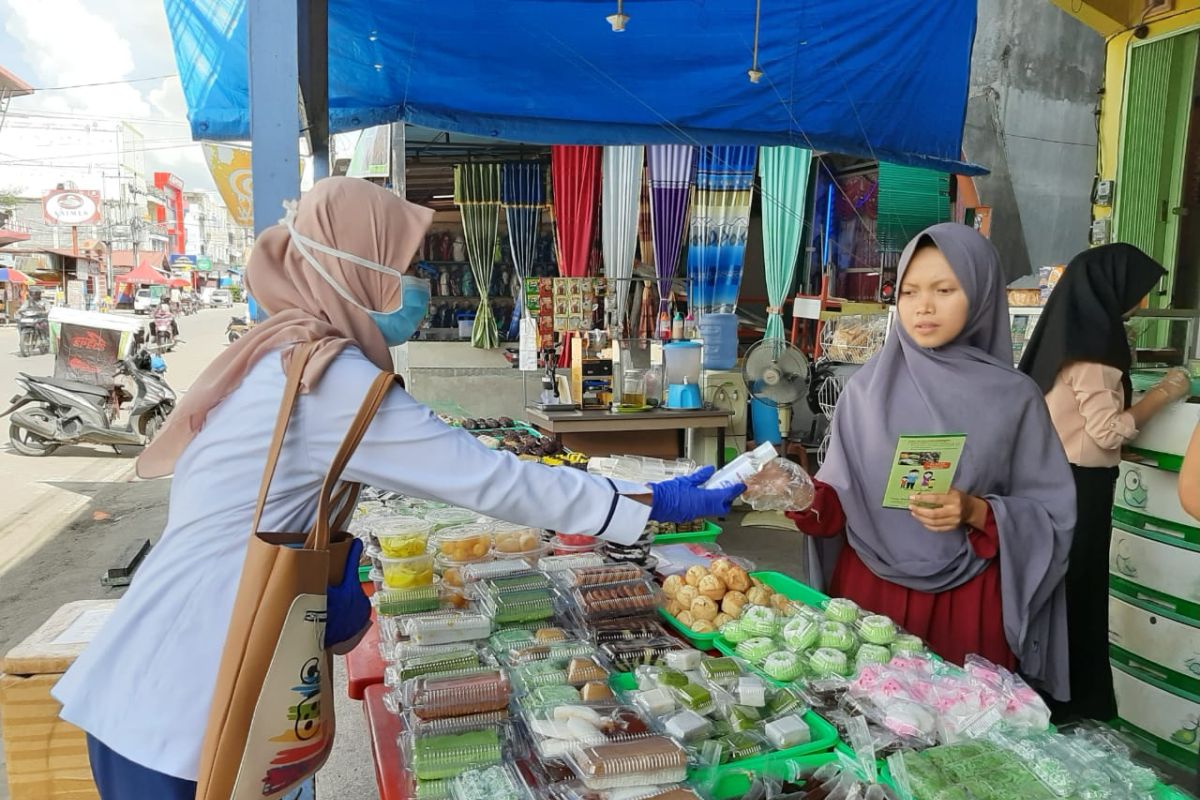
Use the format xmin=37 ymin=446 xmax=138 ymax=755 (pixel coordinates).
xmin=675 ymin=585 xmax=699 ymax=608
xmin=724 ymin=567 xmax=752 ymax=593
xmin=662 ymin=574 xmax=685 ymax=598
xmin=722 ymin=591 xmax=748 ymax=618
xmin=713 ymin=612 xmax=733 ymax=628
xmin=685 ymin=565 xmax=710 ymax=588
xmin=691 ymin=596 xmax=719 ymax=622
xmin=691 ymin=620 xmax=716 ymax=633
xmin=677 ymin=610 xmax=694 ymax=627
xmin=746 ymin=586 xmax=773 ymax=607
xmin=698 ymin=574 xmax=727 ymax=601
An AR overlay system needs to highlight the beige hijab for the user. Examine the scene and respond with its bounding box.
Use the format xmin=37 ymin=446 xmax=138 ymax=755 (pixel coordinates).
xmin=137 ymin=177 xmax=433 ymax=478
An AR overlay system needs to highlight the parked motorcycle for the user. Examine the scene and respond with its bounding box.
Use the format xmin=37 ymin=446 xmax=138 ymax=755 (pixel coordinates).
xmin=226 ymin=314 xmax=250 ymax=343
xmin=16 ymin=307 xmax=50 ymax=357
xmin=2 ymin=350 xmax=176 ymax=457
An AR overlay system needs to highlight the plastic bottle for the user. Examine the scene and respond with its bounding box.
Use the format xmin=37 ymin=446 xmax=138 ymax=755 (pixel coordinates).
xmin=671 ymin=311 xmax=685 ymax=340
xmin=657 ymin=310 xmax=672 ymax=340
xmin=683 ymin=312 xmax=697 ymax=341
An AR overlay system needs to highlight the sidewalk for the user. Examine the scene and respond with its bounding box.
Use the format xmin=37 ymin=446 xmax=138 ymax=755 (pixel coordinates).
xmin=0 ymin=476 xmax=378 ymax=800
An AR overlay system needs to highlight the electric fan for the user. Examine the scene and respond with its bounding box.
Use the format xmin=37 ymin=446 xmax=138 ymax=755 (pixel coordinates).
xmin=742 ymin=337 xmax=810 ymax=408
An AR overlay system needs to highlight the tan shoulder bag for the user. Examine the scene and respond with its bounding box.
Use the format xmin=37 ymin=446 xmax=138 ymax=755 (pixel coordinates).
xmin=196 ymin=341 xmax=399 ymax=799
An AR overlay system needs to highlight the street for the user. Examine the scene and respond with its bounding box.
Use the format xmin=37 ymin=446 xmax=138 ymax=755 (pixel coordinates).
xmin=0 ymin=305 xmax=242 ymax=591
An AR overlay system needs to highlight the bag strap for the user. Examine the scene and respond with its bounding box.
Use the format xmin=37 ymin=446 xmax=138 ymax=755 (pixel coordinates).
xmin=330 ymin=481 xmax=362 ymax=533
xmin=250 ymin=341 xmax=320 ymax=536
xmin=306 ymin=371 xmax=400 ymax=551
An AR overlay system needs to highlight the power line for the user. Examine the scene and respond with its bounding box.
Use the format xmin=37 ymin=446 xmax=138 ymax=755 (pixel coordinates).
xmin=27 ymin=74 xmax=179 ymax=91
xmin=7 ymin=109 xmax=191 ymax=126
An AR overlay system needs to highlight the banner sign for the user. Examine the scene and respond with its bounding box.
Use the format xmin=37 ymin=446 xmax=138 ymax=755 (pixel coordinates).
xmin=43 ymin=190 xmax=102 ymax=225
xmin=54 ymin=323 xmax=125 ymax=385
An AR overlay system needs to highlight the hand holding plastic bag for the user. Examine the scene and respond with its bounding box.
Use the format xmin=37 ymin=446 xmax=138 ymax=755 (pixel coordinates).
xmin=742 ymin=457 xmax=816 ymax=512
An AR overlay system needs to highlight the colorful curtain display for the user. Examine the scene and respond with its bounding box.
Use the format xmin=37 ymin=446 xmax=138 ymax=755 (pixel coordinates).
xmin=647 ymin=145 xmax=695 ymax=312
xmin=687 ymin=145 xmax=757 ymax=315
xmin=454 ymin=163 xmax=502 ymax=349
xmin=601 ymin=146 xmax=643 ymax=333
xmin=759 ymin=146 xmax=813 ymax=341
xmin=501 ymin=161 xmax=545 ymax=312
xmin=550 ymin=145 xmax=601 ymax=278
xmin=637 ymin=168 xmax=654 ymax=271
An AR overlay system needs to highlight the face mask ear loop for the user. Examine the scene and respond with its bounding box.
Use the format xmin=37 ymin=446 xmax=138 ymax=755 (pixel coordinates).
xmin=284 ymin=217 xmax=371 ymax=312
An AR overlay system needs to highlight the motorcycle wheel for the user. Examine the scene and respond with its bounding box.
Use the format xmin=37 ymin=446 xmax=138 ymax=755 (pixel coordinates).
xmin=9 ymin=406 xmax=59 ymax=457
xmin=18 ymin=329 xmax=32 ymax=357
xmin=143 ymin=411 xmax=164 ymax=442
xmin=227 ymin=330 xmax=240 ymax=343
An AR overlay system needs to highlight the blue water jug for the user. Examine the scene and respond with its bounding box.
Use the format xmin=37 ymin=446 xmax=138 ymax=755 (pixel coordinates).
xmin=698 ymin=312 xmax=738 ymax=370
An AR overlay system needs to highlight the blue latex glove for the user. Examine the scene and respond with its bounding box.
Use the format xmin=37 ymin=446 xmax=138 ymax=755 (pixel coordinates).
xmin=649 ymin=465 xmax=745 ymax=523
xmin=325 ymin=537 xmax=371 ymax=654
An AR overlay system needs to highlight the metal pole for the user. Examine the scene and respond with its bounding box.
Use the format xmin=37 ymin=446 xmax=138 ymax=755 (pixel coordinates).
xmin=298 ymin=0 xmax=330 ymax=180
xmin=249 ymin=0 xmax=301 ymax=235
xmin=390 ymin=122 xmax=407 ymax=196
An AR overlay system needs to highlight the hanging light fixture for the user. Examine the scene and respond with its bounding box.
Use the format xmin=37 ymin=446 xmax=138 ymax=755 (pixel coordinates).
xmin=747 ymin=0 xmax=763 ymax=83
xmin=607 ymin=0 xmax=629 ymax=31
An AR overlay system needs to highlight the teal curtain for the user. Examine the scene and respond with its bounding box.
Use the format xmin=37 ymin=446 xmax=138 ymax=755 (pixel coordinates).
xmin=759 ymin=146 xmax=812 ymax=342
xmin=454 ymin=163 xmax=502 ymax=348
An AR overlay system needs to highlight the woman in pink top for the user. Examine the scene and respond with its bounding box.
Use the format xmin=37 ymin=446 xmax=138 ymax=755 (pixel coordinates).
xmin=1019 ymin=243 xmax=1189 ymax=721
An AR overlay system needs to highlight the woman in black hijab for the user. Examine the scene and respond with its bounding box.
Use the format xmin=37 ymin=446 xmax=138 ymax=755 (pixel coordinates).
xmin=1019 ymin=243 xmax=1190 ymax=721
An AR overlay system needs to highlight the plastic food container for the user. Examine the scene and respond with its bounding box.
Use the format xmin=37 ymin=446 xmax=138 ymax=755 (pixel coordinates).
xmin=537 ymin=553 xmax=607 ymax=573
xmin=404 ymin=724 xmax=505 ymax=780
xmin=491 ymin=524 xmax=547 ymax=557
xmin=403 ymin=613 xmax=493 ymax=646
xmin=564 ymin=736 xmax=688 ymax=790
xmin=373 ymin=516 xmax=434 ymax=558
xmin=403 ymin=669 xmax=511 ymax=720
xmin=523 ymin=703 xmax=656 ymax=760
xmin=587 ymin=616 xmax=673 ymax=644
xmin=401 ymin=709 xmax=510 ymax=739
xmin=387 ymin=646 xmax=484 ymax=684
xmin=556 ymin=532 xmax=599 ymax=547
xmin=458 ymin=559 xmax=535 ymax=584
xmin=449 ymin=763 xmax=533 ymax=800
xmin=598 ymin=638 xmax=689 ymax=672
xmin=553 ymin=541 xmax=604 ymax=558
xmin=500 ymin=639 xmax=597 ymax=667
xmin=510 ymin=654 xmax=610 ymax=692
xmin=425 ymin=507 xmax=481 ymax=531
xmin=380 ymin=553 xmax=435 ymax=590
xmin=433 ymin=524 xmax=494 ymax=562
xmin=480 ymin=589 xmax=556 ymax=625
xmin=558 ymin=564 xmax=645 ymax=588
xmin=571 ymin=579 xmax=661 ymax=621
xmin=373 ymin=584 xmax=442 ymax=616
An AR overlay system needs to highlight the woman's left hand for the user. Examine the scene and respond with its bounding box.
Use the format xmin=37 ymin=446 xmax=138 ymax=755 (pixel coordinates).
xmin=909 ymin=489 xmax=986 ymax=533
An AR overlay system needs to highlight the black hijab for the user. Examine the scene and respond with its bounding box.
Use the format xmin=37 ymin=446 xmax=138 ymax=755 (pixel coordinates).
xmin=1019 ymin=243 xmax=1165 ymax=405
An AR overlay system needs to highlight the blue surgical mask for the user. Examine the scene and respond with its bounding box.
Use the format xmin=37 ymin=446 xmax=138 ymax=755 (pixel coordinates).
xmin=285 ymin=217 xmax=430 ymax=346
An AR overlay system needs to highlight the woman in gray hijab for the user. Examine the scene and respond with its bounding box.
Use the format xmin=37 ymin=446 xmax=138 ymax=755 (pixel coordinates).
xmin=784 ymin=223 xmax=1076 ymax=700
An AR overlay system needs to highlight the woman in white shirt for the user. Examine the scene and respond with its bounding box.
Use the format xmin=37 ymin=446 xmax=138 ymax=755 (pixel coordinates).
xmin=1019 ymin=243 xmax=1188 ymax=721
xmin=54 ymin=178 xmax=743 ymax=798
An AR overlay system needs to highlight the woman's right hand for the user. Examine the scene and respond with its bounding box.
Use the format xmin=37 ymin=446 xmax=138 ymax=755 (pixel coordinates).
xmin=1154 ymin=368 xmax=1191 ymax=402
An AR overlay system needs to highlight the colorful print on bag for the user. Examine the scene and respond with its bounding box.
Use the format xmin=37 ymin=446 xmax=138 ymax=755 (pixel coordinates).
xmin=231 ymin=594 xmax=332 ymax=799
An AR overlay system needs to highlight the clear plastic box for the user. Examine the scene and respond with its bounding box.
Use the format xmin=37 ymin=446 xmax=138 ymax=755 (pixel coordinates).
xmin=538 ymin=553 xmax=607 ymax=573
xmin=458 ymin=559 xmax=535 ymax=584
xmin=380 ymin=553 xmax=435 ymax=590
xmin=433 ymin=524 xmax=494 ymax=562
xmin=424 ymin=507 xmax=482 ymax=531
xmin=403 ymin=670 xmax=511 ymax=720
xmin=564 ymin=736 xmax=688 ymax=790
xmin=386 ymin=646 xmax=484 ymax=684
xmin=449 ymin=763 xmax=533 ymax=800
xmin=480 ymin=590 xmax=556 ymax=625
xmin=510 ymin=653 xmax=610 ymax=693
xmin=522 ymin=703 xmax=656 ymax=760
xmin=500 ymin=639 xmax=597 ymax=667
xmin=557 ymin=563 xmax=646 ymax=588
xmin=570 ymin=578 xmax=661 ymax=621
xmin=490 ymin=524 xmax=547 ymax=558
xmin=373 ymin=584 xmax=442 ymax=617
xmin=402 ymin=613 xmax=493 ymax=646
xmin=371 ymin=515 xmax=434 ymax=557
xmin=598 ymin=638 xmax=689 ymax=673
xmin=402 ymin=723 xmax=505 ymax=780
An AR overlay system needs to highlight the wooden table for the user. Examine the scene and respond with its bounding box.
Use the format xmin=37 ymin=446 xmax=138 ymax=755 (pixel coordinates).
xmin=524 ymin=407 xmax=732 ymax=466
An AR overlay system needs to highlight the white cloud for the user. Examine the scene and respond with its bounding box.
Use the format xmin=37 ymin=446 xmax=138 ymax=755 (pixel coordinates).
xmin=1 ymin=0 xmax=217 ymax=192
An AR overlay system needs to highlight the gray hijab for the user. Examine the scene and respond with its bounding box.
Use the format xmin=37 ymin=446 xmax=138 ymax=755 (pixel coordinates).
xmin=816 ymin=222 xmax=1076 ymax=700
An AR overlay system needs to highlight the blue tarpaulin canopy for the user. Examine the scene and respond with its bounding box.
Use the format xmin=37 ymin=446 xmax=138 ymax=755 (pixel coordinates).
xmin=165 ymin=0 xmax=982 ymax=174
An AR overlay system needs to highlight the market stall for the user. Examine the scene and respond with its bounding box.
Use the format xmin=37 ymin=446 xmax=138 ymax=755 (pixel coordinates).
xmin=333 ymin=419 xmax=1198 ymax=800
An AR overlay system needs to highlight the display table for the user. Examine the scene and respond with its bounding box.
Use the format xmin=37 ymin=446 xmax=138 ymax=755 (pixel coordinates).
xmin=363 ymin=683 xmax=408 ymax=800
xmin=524 ymin=407 xmax=731 ymax=465
xmin=345 ymin=618 xmax=386 ymax=700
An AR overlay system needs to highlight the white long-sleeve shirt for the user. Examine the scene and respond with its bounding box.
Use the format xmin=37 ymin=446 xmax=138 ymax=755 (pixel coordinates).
xmin=53 ymin=346 xmax=650 ymax=779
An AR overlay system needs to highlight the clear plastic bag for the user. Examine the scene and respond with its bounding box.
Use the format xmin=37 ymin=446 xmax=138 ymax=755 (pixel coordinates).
xmin=740 ymin=457 xmax=816 ymax=512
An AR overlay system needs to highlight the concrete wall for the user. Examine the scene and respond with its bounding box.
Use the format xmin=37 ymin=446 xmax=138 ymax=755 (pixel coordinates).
xmin=393 ymin=340 xmax=543 ymax=420
xmin=965 ymin=0 xmax=1106 ymax=279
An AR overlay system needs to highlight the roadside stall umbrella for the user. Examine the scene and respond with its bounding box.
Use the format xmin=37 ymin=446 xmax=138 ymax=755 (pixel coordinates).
xmin=122 ymin=263 xmax=171 ymax=286
xmin=169 ymin=277 xmax=191 ymax=288
xmin=0 ymin=267 xmax=33 ymax=284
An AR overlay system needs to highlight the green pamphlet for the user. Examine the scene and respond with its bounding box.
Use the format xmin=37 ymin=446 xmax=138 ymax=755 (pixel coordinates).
xmin=882 ymin=434 xmax=967 ymax=509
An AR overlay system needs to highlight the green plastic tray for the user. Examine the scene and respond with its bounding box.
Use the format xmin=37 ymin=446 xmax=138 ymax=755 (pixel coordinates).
xmin=358 ymin=563 xmax=373 ymax=583
xmin=712 ymin=571 xmax=832 ymax=686
xmin=654 ymin=520 xmax=723 ymax=544
xmin=608 ymin=674 xmax=840 ymax=798
xmin=658 ymin=606 xmax=723 ymax=650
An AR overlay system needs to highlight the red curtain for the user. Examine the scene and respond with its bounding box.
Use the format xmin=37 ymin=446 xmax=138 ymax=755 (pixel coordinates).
xmin=551 ymin=145 xmax=601 ymax=278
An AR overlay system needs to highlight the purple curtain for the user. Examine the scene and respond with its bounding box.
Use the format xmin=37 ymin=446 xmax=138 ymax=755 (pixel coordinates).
xmin=647 ymin=145 xmax=695 ymax=312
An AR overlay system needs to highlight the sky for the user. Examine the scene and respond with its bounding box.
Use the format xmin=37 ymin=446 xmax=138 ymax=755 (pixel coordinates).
xmin=0 ymin=0 xmax=217 ymax=194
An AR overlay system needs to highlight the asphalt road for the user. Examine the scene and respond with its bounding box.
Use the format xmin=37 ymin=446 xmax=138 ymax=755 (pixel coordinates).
xmin=0 ymin=304 xmax=242 ymax=586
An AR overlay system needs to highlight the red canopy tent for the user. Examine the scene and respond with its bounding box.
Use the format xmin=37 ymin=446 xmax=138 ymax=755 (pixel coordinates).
xmin=121 ymin=263 xmax=170 ymax=286
xmin=168 ymin=277 xmax=190 ymax=288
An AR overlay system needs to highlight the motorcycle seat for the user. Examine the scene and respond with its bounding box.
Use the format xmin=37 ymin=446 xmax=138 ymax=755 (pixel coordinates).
xmin=20 ymin=374 xmax=112 ymax=397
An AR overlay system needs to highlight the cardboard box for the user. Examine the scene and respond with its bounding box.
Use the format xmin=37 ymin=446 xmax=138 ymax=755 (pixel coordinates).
xmin=1 ymin=600 xmax=116 ymax=800
xmin=0 ymin=674 xmax=97 ymax=800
